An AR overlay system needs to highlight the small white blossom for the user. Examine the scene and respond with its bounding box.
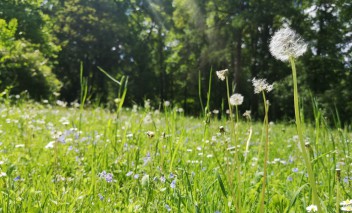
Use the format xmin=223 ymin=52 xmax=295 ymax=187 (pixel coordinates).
xmin=216 ymin=69 xmax=228 ymax=81
xmin=340 ymin=199 xmax=352 ymax=206
xmin=252 ymin=78 xmax=274 ymax=94
xmin=229 ymin=93 xmax=244 ymax=106
xmin=341 ymin=205 xmax=352 ymax=212
xmin=306 ymin=204 xmax=318 ymax=212
xmin=269 ymin=27 xmax=308 ymax=62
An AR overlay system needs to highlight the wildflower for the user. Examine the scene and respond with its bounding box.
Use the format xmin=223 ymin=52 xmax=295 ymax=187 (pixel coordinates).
xmin=164 ymin=101 xmax=170 ymax=107
xmin=169 ymin=173 xmax=175 ymax=179
xmin=14 ymin=176 xmax=21 ymax=181
xmin=160 ymin=175 xmax=166 ymax=183
xmin=126 ymin=171 xmax=133 ymax=177
xmin=165 ymin=204 xmax=172 ymax=212
xmin=269 ymin=27 xmax=308 ymax=62
xmin=343 ymin=177 xmax=349 ymax=183
xmin=292 ymin=168 xmax=299 ymax=173
xmin=243 ymin=110 xmax=251 ymax=119
xmin=341 ymin=205 xmax=352 ymax=212
xmin=340 ymin=199 xmax=352 ymax=206
xmin=134 ymin=174 xmax=139 ymax=179
xmin=99 ymin=171 xmax=113 ymax=183
xmin=252 ymin=78 xmax=274 ymax=94
xmin=216 ymin=69 xmax=228 ymax=81
xmin=45 ymin=141 xmax=55 ymax=149
xmin=0 ymin=172 xmax=6 ymax=177
xmin=177 ymin=108 xmax=184 ymax=113
xmin=229 ymin=93 xmax=244 ymax=106
xmin=306 ymin=204 xmax=318 ymax=212
xmin=98 ymin=193 xmax=104 ymax=201
xmin=212 ymin=109 xmax=219 ymax=114
xmin=170 ymin=179 xmax=176 ymax=188
xmin=105 ymin=173 xmax=113 ymax=182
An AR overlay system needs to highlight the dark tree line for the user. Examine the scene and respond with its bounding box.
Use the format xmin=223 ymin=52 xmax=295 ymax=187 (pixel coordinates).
xmin=0 ymin=0 xmax=351 ymax=122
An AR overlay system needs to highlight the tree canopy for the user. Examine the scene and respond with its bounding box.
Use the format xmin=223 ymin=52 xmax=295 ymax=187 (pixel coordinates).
xmin=0 ymin=0 xmax=351 ymax=122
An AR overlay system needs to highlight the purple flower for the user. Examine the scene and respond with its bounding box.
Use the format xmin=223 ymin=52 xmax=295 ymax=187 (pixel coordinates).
xmin=134 ymin=174 xmax=139 ymax=179
xmin=169 ymin=173 xmax=174 ymax=179
xmin=99 ymin=171 xmax=107 ymax=177
xmin=165 ymin=204 xmax=171 ymax=212
xmin=57 ymin=134 xmax=66 ymax=143
xmin=98 ymin=193 xmax=104 ymax=200
xmin=99 ymin=171 xmax=113 ymax=183
xmin=14 ymin=176 xmax=21 ymax=181
xmin=160 ymin=175 xmax=166 ymax=183
xmin=126 ymin=171 xmax=133 ymax=177
xmin=170 ymin=179 xmax=176 ymax=189
xmin=344 ymin=177 xmax=349 ymax=183
xmin=287 ymin=176 xmax=293 ymax=181
xmin=292 ymin=168 xmax=298 ymax=173
xmin=105 ymin=173 xmax=113 ymax=183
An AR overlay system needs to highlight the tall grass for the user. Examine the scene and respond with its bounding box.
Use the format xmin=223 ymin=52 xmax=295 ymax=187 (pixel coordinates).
xmin=0 ymin=95 xmax=350 ymax=212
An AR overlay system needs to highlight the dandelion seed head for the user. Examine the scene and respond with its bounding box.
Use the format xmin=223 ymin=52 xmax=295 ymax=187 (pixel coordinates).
xmin=216 ymin=69 xmax=228 ymax=81
xmin=252 ymin=78 xmax=274 ymax=94
xmin=229 ymin=93 xmax=244 ymax=106
xmin=269 ymin=27 xmax=308 ymax=62
xmin=243 ymin=110 xmax=251 ymax=119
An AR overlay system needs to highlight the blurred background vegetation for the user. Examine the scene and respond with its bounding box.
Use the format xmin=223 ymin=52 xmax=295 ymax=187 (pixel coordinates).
xmin=0 ymin=0 xmax=351 ymax=122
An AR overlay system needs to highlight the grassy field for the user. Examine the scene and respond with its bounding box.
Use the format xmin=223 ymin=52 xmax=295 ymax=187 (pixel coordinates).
xmin=0 ymin=100 xmax=351 ymax=212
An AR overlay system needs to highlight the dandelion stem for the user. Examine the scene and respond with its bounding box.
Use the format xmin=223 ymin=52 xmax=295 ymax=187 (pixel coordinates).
xmin=290 ymin=56 xmax=321 ymax=212
xmin=259 ymin=92 xmax=269 ymax=213
xmin=226 ymin=77 xmax=232 ymax=120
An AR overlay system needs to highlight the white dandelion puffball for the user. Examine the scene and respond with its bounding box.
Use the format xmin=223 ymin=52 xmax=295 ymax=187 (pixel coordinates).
xmin=229 ymin=93 xmax=244 ymax=106
xmin=269 ymin=27 xmax=308 ymax=62
xmin=216 ymin=69 xmax=228 ymax=81
xmin=252 ymin=78 xmax=274 ymax=94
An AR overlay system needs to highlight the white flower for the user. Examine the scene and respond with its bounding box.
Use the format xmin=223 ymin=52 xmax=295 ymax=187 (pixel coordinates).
xmin=341 ymin=199 xmax=352 ymax=206
xmin=0 ymin=172 xmax=6 ymax=177
xmin=229 ymin=93 xmax=244 ymax=106
xmin=164 ymin=101 xmax=170 ymax=107
xmin=45 ymin=141 xmax=56 ymax=149
xmin=306 ymin=204 xmax=318 ymax=212
xmin=216 ymin=69 xmax=228 ymax=81
xmin=269 ymin=27 xmax=308 ymax=62
xmin=252 ymin=78 xmax=274 ymax=94
xmin=341 ymin=205 xmax=352 ymax=212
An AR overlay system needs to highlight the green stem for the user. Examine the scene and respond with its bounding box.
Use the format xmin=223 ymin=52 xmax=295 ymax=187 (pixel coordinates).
xmin=259 ymin=92 xmax=269 ymax=213
xmin=226 ymin=77 xmax=232 ymax=120
xmin=290 ymin=56 xmax=321 ymax=211
xmin=234 ymin=105 xmax=241 ymax=212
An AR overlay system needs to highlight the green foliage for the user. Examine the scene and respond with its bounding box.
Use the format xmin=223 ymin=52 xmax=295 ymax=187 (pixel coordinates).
xmin=0 ymin=18 xmax=61 ymax=99
xmin=0 ymin=103 xmax=350 ymax=212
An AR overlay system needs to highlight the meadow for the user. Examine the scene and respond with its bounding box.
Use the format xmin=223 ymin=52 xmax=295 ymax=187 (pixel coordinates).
xmin=0 ymin=27 xmax=351 ymax=213
xmin=0 ymin=97 xmax=351 ymax=212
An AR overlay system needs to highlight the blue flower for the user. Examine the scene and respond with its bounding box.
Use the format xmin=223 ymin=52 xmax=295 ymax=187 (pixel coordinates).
xmin=165 ymin=204 xmax=171 ymax=212
xmin=170 ymin=179 xmax=176 ymax=189
xmin=98 ymin=193 xmax=104 ymax=200
xmin=105 ymin=173 xmax=113 ymax=183
xmin=14 ymin=176 xmax=21 ymax=181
